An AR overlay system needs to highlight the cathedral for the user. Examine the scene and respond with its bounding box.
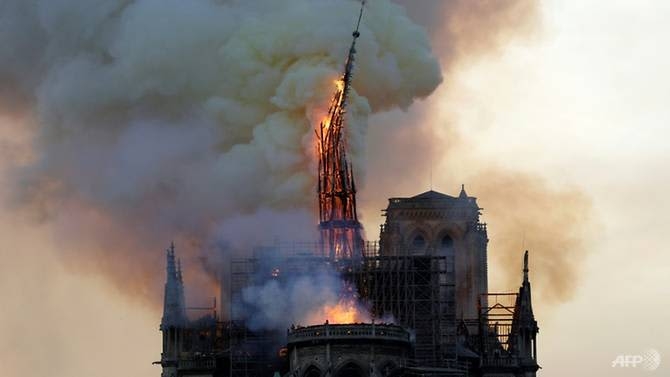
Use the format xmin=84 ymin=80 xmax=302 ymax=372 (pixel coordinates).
xmin=157 ymin=187 xmax=540 ymax=377
xmin=157 ymin=4 xmax=539 ymax=376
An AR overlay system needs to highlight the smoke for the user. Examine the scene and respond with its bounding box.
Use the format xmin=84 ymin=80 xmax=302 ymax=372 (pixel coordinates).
xmin=237 ymin=263 xmax=371 ymax=331
xmin=0 ymin=0 xmax=589 ymax=318
xmin=393 ymin=0 xmax=540 ymax=66
xmin=0 ymin=0 xmax=441 ymax=307
xmin=361 ymin=0 xmax=594 ymax=305
xmin=467 ymin=169 xmax=593 ymax=302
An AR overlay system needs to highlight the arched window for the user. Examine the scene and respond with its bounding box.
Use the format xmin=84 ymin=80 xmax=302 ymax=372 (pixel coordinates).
xmin=303 ymin=365 xmax=322 ymax=377
xmin=441 ymin=235 xmax=453 ymax=249
xmin=440 ymin=234 xmax=455 ymax=272
xmin=334 ymin=362 xmax=365 ymax=377
xmin=412 ymin=234 xmax=426 ymax=249
xmin=379 ymin=361 xmax=398 ymax=377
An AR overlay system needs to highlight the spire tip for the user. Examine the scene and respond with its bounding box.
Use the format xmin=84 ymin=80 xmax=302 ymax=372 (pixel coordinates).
xmin=523 ymin=250 xmax=529 ymax=282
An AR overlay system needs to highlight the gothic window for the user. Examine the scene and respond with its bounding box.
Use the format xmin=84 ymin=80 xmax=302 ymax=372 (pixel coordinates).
xmin=441 ymin=234 xmax=455 ymax=272
xmin=441 ymin=235 xmax=454 ymax=249
xmin=334 ymin=362 xmax=365 ymax=377
xmin=304 ymin=365 xmax=322 ymax=377
xmin=412 ymin=234 xmax=426 ymax=249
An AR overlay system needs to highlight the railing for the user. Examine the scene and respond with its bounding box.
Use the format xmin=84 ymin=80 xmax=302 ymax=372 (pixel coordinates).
xmin=287 ymin=323 xmax=410 ymax=344
xmin=481 ymin=355 xmax=519 ymax=367
xmin=251 ymin=241 xmax=381 ymax=258
xmin=178 ymin=357 xmax=216 ymax=370
xmin=247 ymin=241 xmax=472 ymax=260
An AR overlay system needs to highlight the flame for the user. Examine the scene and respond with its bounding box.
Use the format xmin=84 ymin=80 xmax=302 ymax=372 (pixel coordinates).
xmin=319 ymin=79 xmax=345 ymax=133
xmin=305 ymin=297 xmax=371 ymax=325
xmin=334 ymin=78 xmax=345 ymax=92
xmin=315 ymin=75 xmax=362 ymax=260
xmin=323 ymin=299 xmax=367 ymax=324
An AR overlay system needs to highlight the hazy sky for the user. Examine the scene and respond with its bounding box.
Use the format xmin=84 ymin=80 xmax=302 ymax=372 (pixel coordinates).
xmin=1 ymin=1 xmax=669 ymax=376
xmin=418 ymin=1 xmax=670 ymax=375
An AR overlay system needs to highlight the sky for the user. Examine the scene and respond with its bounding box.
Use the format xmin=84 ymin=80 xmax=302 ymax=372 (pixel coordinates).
xmin=1 ymin=1 xmax=669 ymax=376
xmin=393 ymin=1 xmax=670 ymax=375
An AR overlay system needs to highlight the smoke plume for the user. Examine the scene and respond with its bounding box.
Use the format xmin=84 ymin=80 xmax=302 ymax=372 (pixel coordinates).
xmin=0 ymin=0 xmax=589 ymax=316
xmin=0 ymin=0 xmax=442 ymax=307
xmin=237 ymin=263 xmax=371 ymax=331
xmin=362 ymin=0 xmax=594 ymax=305
xmin=466 ymin=169 xmax=594 ymax=302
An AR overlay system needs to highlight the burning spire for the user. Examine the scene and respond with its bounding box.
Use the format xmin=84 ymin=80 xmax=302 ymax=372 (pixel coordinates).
xmin=316 ymin=1 xmax=366 ymax=260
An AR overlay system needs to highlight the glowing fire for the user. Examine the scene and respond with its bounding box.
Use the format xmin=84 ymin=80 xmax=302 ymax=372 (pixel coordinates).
xmin=315 ymin=76 xmax=363 ymax=260
xmin=334 ymin=78 xmax=345 ymax=92
xmin=318 ymin=79 xmax=345 ymax=134
xmin=306 ymin=297 xmax=371 ymax=325
xmin=323 ymin=299 xmax=370 ymax=324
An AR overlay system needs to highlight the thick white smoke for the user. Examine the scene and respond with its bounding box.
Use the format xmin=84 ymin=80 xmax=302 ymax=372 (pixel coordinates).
xmin=0 ymin=0 xmax=442 ymax=304
xmin=237 ymin=265 xmax=371 ymax=331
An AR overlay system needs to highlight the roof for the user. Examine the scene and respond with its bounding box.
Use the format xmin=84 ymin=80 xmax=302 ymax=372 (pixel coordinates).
xmin=385 ymin=188 xmax=479 ymax=212
xmin=410 ymin=190 xmax=457 ymax=201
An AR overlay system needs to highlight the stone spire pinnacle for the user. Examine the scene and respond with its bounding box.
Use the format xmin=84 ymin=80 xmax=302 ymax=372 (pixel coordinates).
xmin=511 ymin=250 xmax=539 ymax=368
xmin=459 ymin=184 xmax=468 ymax=199
xmin=161 ymin=242 xmax=186 ymax=328
xmin=523 ymin=249 xmax=529 ymax=283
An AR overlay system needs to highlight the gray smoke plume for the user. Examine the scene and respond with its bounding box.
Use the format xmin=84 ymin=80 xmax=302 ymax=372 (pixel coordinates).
xmin=236 ymin=262 xmax=371 ymax=331
xmin=364 ymin=0 xmax=594 ymax=305
xmin=0 ymin=0 xmax=442 ymax=307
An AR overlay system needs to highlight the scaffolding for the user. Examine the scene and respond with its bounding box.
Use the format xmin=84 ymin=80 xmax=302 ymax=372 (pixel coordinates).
xmin=229 ymin=257 xmax=288 ymax=377
xmin=353 ymin=255 xmax=455 ymax=366
xmin=227 ymin=242 xmax=456 ymax=370
xmin=478 ymin=293 xmax=519 ymax=368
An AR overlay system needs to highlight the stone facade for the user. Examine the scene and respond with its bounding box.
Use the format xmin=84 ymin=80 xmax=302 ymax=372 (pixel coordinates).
xmin=158 ymin=189 xmax=540 ymax=377
xmin=287 ymin=323 xmax=411 ymax=377
xmin=379 ymin=188 xmax=488 ymax=321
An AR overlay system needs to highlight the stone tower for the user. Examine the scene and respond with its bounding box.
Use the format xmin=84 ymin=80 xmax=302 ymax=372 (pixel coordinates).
xmin=160 ymin=243 xmax=187 ymax=377
xmin=510 ymin=251 xmax=540 ymax=376
xmin=379 ymin=186 xmax=489 ymax=321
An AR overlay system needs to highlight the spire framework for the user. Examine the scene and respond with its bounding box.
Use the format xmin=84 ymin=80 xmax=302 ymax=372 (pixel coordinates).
xmin=317 ymin=2 xmax=366 ymax=260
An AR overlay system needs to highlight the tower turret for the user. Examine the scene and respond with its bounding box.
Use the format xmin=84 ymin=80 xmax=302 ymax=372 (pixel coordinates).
xmin=459 ymin=184 xmax=468 ymax=199
xmin=161 ymin=242 xmax=186 ymax=328
xmin=511 ymin=250 xmax=540 ymax=375
xmin=160 ymin=243 xmax=187 ymax=377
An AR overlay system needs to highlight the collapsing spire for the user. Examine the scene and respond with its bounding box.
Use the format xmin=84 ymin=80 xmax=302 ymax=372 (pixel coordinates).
xmin=316 ymin=1 xmax=366 ymax=260
xmin=161 ymin=242 xmax=187 ymax=328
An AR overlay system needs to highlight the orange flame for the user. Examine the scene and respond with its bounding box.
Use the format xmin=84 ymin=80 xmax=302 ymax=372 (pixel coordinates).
xmin=306 ymin=297 xmax=371 ymax=325
xmin=319 ymin=79 xmax=345 ymax=133
xmin=334 ymin=78 xmax=345 ymax=92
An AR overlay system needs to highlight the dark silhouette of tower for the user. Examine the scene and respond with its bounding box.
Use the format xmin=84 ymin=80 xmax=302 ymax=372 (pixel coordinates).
xmin=161 ymin=242 xmax=186 ymax=328
xmin=511 ymin=251 xmax=540 ymax=374
xmin=160 ymin=243 xmax=187 ymax=377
